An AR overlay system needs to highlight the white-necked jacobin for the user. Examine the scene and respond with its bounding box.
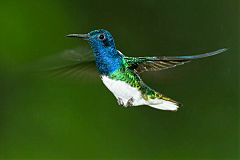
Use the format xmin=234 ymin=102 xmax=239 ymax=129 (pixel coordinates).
xmin=66 ymin=29 xmax=227 ymax=111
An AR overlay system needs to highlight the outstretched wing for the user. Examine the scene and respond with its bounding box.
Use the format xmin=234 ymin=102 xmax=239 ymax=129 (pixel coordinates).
xmin=124 ymin=48 xmax=227 ymax=73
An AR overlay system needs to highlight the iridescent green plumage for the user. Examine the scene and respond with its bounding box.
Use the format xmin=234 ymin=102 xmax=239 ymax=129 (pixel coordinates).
xmin=109 ymin=57 xmax=180 ymax=105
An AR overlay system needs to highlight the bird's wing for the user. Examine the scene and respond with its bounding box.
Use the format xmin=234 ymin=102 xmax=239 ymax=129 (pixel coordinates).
xmin=46 ymin=60 xmax=97 ymax=79
xmin=124 ymin=48 xmax=227 ymax=73
xmin=37 ymin=47 xmax=98 ymax=79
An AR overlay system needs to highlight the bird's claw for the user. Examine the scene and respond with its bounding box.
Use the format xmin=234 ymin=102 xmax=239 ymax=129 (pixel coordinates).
xmin=117 ymin=98 xmax=124 ymax=106
xmin=117 ymin=97 xmax=134 ymax=107
xmin=126 ymin=98 xmax=134 ymax=107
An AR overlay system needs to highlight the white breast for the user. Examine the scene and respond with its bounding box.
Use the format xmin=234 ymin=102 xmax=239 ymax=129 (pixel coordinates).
xmin=101 ymin=76 xmax=145 ymax=106
xmin=101 ymin=75 xmax=179 ymax=111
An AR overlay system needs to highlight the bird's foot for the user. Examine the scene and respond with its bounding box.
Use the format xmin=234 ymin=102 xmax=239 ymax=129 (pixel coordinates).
xmin=117 ymin=97 xmax=134 ymax=108
xmin=117 ymin=98 xmax=124 ymax=106
xmin=126 ymin=98 xmax=134 ymax=107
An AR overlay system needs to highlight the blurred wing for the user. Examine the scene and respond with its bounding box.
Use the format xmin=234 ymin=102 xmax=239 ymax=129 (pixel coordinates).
xmin=37 ymin=47 xmax=98 ymax=79
xmin=46 ymin=61 xmax=97 ymax=79
xmin=61 ymin=47 xmax=94 ymax=62
xmin=124 ymin=48 xmax=227 ymax=73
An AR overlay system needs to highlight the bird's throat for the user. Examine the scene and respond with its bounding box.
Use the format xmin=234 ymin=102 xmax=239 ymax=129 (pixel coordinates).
xmin=93 ymin=49 xmax=123 ymax=75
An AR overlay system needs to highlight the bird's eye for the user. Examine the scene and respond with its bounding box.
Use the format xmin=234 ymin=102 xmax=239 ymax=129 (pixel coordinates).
xmin=98 ymin=34 xmax=105 ymax=40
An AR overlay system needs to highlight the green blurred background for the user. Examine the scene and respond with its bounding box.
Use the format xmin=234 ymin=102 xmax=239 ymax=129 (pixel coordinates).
xmin=0 ymin=0 xmax=239 ymax=159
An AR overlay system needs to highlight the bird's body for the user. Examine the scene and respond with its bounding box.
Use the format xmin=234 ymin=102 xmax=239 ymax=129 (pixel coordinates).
xmin=96 ymin=49 xmax=180 ymax=111
xmin=66 ymin=29 xmax=227 ymax=111
xmin=101 ymin=66 xmax=180 ymax=110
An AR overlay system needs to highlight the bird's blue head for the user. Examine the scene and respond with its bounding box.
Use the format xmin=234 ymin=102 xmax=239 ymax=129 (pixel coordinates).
xmin=66 ymin=29 xmax=116 ymax=54
xmin=66 ymin=29 xmax=123 ymax=75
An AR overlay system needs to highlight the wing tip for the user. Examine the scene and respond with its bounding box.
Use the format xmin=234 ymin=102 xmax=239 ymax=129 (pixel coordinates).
xmin=203 ymin=47 xmax=229 ymax=58
xmin=176 ymin=48 xmax=229 ymax=60
xmin=214 ymin=48 xmax=229 ymax=54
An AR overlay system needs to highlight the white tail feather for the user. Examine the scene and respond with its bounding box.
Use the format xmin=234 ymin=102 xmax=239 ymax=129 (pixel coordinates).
xmin=149 ymin=100 xmax=179 ymax=111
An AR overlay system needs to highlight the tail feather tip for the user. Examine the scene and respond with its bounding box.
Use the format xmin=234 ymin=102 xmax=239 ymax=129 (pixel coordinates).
xmin=149 ymin=100 xmax=182 ymax=111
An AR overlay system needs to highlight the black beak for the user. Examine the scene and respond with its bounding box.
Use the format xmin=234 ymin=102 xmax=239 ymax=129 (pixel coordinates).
xmin=66 ymin=33 xmax=89 ymax=40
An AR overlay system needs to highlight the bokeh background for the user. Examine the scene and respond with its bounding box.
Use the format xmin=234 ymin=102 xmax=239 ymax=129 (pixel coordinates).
xmin=0 ymin=0 xmax=239 ymax=159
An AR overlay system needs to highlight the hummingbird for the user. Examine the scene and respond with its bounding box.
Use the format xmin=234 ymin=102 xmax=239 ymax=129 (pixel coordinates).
xmin=66 ymin=29 xmax=227 ymax=111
